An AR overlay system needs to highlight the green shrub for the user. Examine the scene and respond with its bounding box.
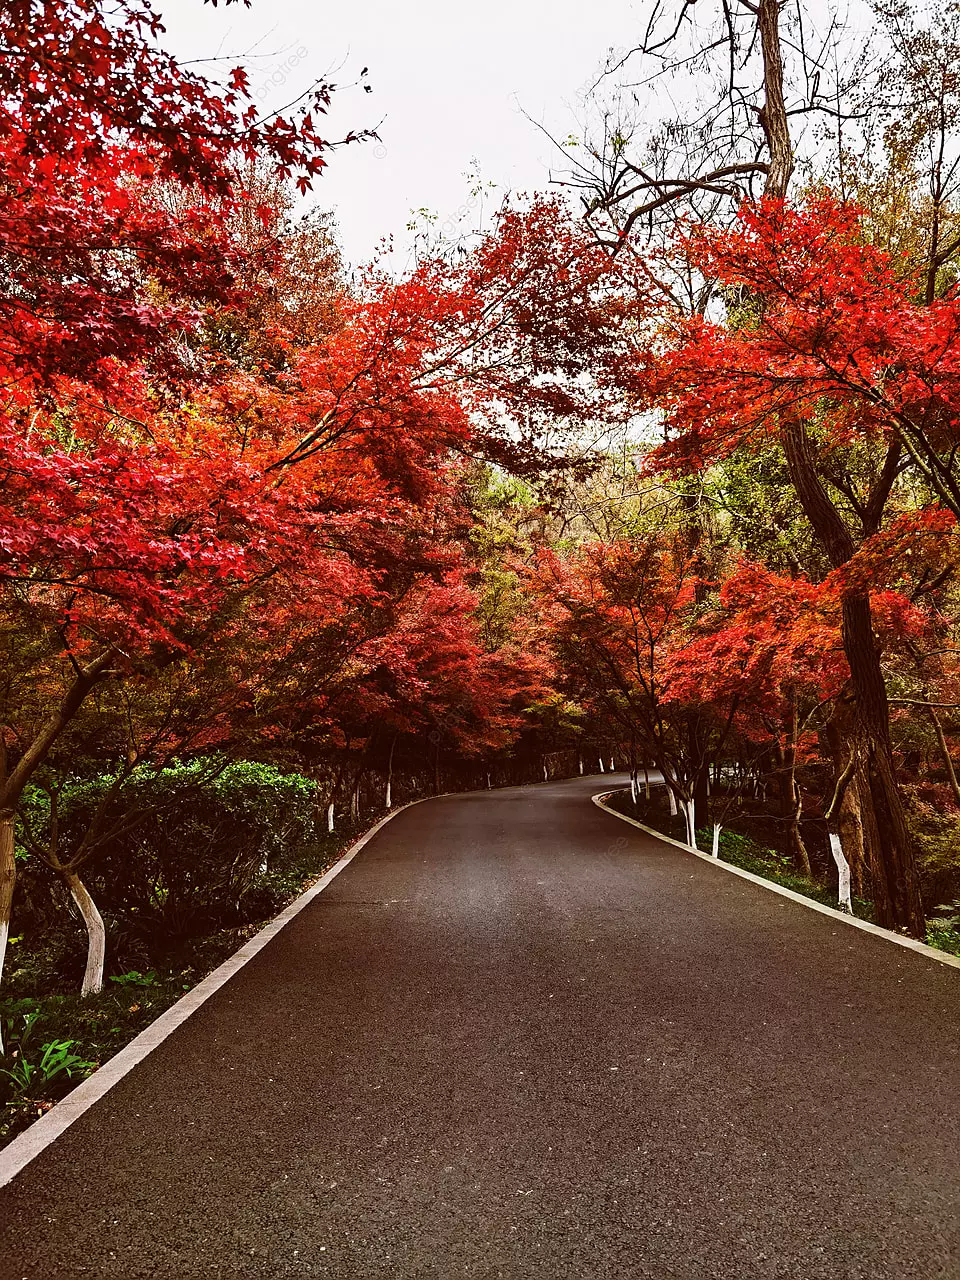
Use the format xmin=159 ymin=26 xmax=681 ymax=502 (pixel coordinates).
xmin=18 ymin=759 xmax=321 ymax=943
xmin=904 ymin=788 xmax=960 ymax=909
xmin=926 ymin=902 xmax=960 ymax=957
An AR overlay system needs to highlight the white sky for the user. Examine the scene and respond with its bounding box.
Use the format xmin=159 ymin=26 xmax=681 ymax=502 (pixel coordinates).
xmin=158 ymin=0 xmax=640 ymax=269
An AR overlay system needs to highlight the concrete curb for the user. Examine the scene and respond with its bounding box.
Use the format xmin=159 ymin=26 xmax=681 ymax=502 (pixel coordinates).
xmin=0 ymin=799 xmax=425 ymax=1190
xmin=592 ymin=789 xmax=960 ymax=974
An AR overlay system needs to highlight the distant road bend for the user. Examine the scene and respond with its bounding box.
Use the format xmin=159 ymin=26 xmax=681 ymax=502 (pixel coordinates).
xmin=1 ymin=773 xmax=959 ymax=1278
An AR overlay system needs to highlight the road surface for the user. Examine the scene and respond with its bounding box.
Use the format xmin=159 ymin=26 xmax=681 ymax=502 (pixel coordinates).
xmin=1 ymin=773 xmax=959 ymax=1278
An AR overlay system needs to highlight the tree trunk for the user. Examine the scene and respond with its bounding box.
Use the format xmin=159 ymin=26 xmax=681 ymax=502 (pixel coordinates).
xmin=830 ymin=834 xmax=853 ymax=913
xmin=63 ymin=868 xmax=106 ymax=997
xmin=758 ymin=0 xmax=795 ymax=199
xmin=0 ymin=811 xmax=15 ymax=1005
xmin=683 ymin=798 xmax=697 ymax=848
xmin=385 ymin=735 xmax=397 ymax=810
xmin=929 ymin=706 xmax=960 ymax=806
xmin=781 ymin=417 xmax=924 ymax=937
xmin=822 ymin=701 xmax=868 ymax=900
xmin=780 ymin=693 xmax=812 ymax=877
xmin=843 ymin=594 xmax=925 ymax=935
xmin=693 ymin=764 xmax=710 ymax=833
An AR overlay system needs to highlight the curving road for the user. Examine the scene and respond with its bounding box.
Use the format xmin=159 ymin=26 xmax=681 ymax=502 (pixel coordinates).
xmin=1 ymin=774 xmax=959 ymax=1278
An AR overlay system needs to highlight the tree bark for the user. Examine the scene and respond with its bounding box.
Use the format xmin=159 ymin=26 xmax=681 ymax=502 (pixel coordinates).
xmin=63 ymin=868 xmax=106 ymax=997
xmin=758 ymin=0 xmax=795 ymax=199
xmin=781 ymin=417 xmax=924 ymax=936
xmin=779 ymin=692 xmax=812 ymax=877
xmin=693 ymin=764 xmax=710 ymax=833
xmin=822 ymin=698 xmax=868 ymax=899
xmin=385 ymin=735 xmax=397 ymax=810
xmin=929 ymin=706 xmax=960 ymax=806
xmin=0 ymin=811 xmax=15 ymax=1007
xmin=0 ymin=653 xmax=113 ymax=999
xmin=842 ymin=593 xmax=925 ymax=935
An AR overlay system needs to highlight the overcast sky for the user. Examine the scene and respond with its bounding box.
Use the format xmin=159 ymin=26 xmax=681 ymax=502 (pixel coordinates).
xmin=158 ymin=0 xmax=640 ymax=269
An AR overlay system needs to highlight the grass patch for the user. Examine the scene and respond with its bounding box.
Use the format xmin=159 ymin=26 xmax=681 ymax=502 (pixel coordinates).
xmin=925 ymin=911 xmax=960 ymax=957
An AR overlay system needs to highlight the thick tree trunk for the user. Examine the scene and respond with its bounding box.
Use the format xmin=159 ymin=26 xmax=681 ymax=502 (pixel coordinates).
xmin=843 ymin=594 xmax=925 ymax=935
xmin=63 ymin=868 xmax=106 ymax=997
xmin=782 ymin=418 xmax=924 ymax=936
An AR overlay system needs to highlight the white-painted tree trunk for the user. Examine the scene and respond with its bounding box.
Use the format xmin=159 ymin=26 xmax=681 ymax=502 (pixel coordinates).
xmin=0 ymin=813 xmax=14 ymax=1018
xmin=829 ymin=833 xmax=853 ymax=913
xmin=327 ymin=801 xmax=335 ymax=833
xmin=609 ymin=757 xmax=615 ymax=771
xmin=351 ymin=782 xmax=360 ymax=820
xmin=683 ymin=799 xmax=697 ymax=849
xmin=668 ymin=788 xmax=677 ymax=816
xmin=543 ymin=761 xmax=548 ymax=781
xmin=385 ymin=736 xmax=396 ymax=810
xmin=578 ymin=757 xmax=584 ymax=776
xmin=65 ymin=870 xmax=105 ymax=997
xmin=712 ymin=823 xmax=721 ymax=858
xmin=630 ymin=774 xmax=638 ymax=805
xmin=598 ymin=758 xmax=605 ymax=773
xmin=486 ymin=773 xmax=492 ymax=789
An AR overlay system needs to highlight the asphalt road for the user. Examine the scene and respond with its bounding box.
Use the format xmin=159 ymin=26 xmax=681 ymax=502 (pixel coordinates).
xmin=1 ymin=773 xmax=959 ymax=1279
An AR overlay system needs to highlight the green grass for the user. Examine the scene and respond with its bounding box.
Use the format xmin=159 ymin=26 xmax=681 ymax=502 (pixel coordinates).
xmin=925 ymin=915 xmax=960 ymax=957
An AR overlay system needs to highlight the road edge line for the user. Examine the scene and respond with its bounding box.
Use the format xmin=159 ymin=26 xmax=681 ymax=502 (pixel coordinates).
xmin=592 ymin=790 xmax=960 ymax=974
xmin=0 ymin=798 xmax=426 ymax=1190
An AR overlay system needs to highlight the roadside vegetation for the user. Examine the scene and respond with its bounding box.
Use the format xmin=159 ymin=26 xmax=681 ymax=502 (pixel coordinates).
xmin=604 ymin=787 xmax=960 ymax=958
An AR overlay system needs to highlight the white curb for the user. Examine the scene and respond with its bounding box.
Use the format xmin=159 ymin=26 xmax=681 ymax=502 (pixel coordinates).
xmin=592 ymin=790 xmax=960 ymax=973
xmin=0 ymin=799 xmax=425 ymax=1190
